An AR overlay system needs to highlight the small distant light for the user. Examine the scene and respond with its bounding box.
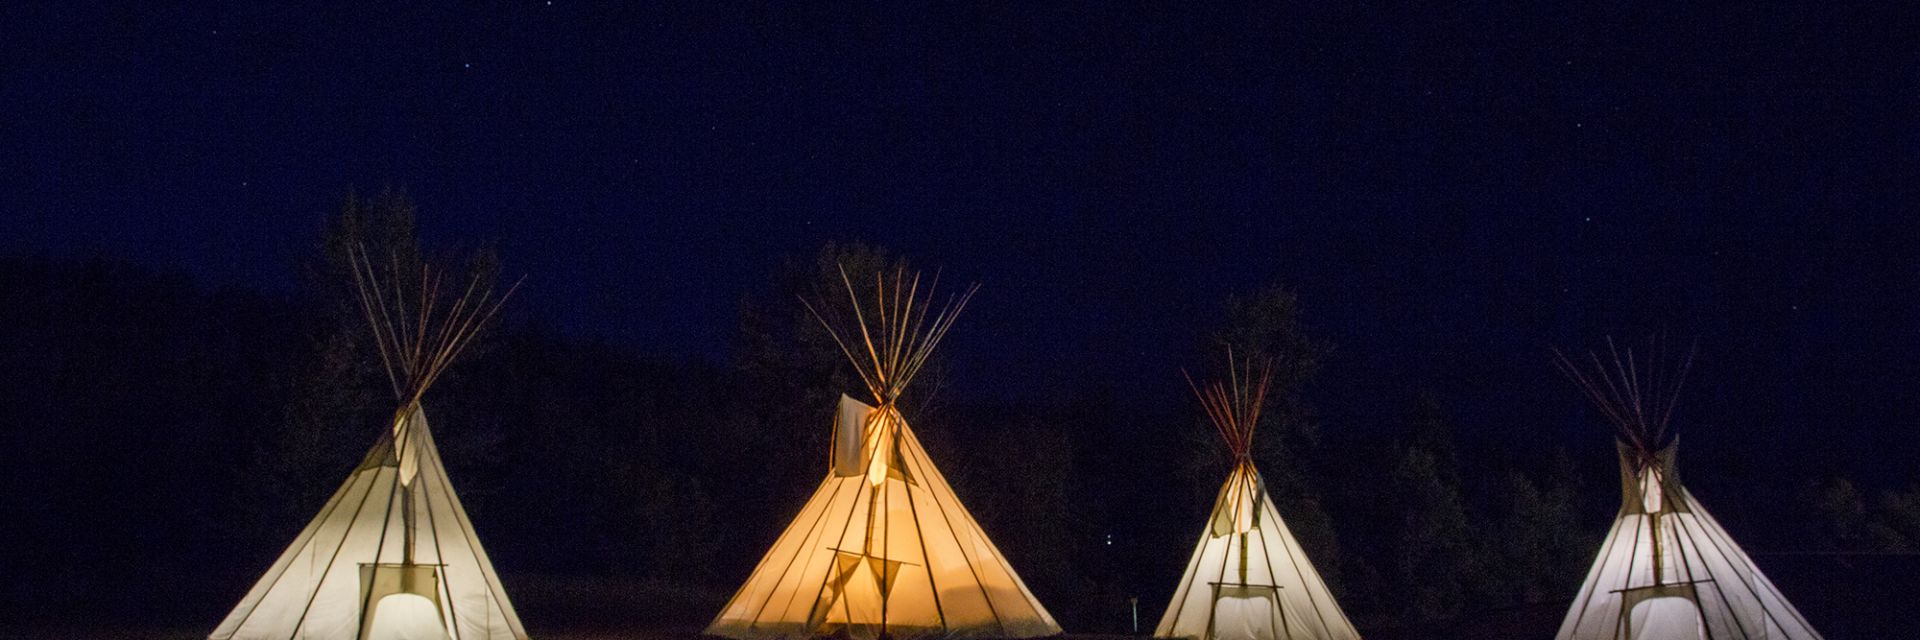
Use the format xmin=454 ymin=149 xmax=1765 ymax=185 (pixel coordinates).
xmin=464 ymin=63 xmax=472 ymax=69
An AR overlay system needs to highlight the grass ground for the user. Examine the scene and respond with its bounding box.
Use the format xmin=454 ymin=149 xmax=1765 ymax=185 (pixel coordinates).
xmin=7 ymin=560 xmax=1913 ymax=639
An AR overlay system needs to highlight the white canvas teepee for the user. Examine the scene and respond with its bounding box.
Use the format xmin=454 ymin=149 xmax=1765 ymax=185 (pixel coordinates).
xmin=1156 ymin=358 xmax=1360 ymax=640
xmin=708 ymin=267 xmax=1060 ymax=640
xmin=1553 ymin=341 xmax=1821 ymax=640
xmin=213 ymin=249 xmax=526 ymax=640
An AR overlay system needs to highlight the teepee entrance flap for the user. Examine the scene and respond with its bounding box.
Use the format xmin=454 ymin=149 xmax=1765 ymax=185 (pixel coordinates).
xmin=832 ymin=394 xmax=870 ymax=477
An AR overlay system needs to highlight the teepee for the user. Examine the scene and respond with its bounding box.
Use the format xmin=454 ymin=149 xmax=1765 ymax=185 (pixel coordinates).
xmin=1553 ymin=340 xmax=1821 ymax=640
xmin=212 ymin=248 xmax=526 ymax=640
xmin=1155 ymin=355 xmax=1361 ymax=640
xmin=707 ymin=266 xmax=1060 ymax=640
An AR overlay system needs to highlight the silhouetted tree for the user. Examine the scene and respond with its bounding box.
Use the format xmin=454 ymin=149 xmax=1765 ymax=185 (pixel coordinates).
xmin=1802 ymin=477 xmax=1872 ymax=552
xmin=1406 ymin=391 xmax=1460 ymax=487
xmin=1485 ymin=457 xmax=1592 ymax=607
xmin=1389 ymin=446 xmax=1476 ymax=623
xmin=950 ymin=412 xmax=1082 ymax=619
xmin=1801 ymin=477 xmax=1920 ymax=553
xmin=1537 ymin=449 xmax=1597 ymax=595
xmin=1869 ymin=484 xmax=1920 ymax=551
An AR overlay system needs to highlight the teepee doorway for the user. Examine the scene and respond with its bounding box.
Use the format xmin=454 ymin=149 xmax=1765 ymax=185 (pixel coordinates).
xmin=1207 ymin=583 xmax=1283 ymax=640
xmin=1624 ymin=596 xmax=1705 ymax=640
xmin=359 ymin=564 xmax=450 ymax=640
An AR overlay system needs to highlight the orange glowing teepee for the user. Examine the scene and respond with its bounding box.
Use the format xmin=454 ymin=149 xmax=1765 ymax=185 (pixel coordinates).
xmin=707 ymin=265 xmax=1059 ymax=640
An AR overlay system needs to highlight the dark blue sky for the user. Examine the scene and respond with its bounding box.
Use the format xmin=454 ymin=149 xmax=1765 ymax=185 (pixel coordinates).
xmin=3 ymin=3 xmax=1915 ymax=474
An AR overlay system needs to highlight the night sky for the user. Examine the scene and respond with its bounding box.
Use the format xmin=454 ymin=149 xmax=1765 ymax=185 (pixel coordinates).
xmin=3 ymin=4 xmax=1915 ymax=476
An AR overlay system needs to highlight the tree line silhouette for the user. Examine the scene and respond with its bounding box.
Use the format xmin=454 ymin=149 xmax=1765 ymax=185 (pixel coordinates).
xmin=3 ymin=193 xmax=1915 ymax=637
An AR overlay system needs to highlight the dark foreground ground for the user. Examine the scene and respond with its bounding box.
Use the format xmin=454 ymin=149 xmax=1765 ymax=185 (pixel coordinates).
xmin=5 ymin=555 xmax=1916 ymax=640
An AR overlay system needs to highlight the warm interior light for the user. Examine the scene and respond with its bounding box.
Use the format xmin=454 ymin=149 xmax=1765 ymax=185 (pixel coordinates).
xmin=1229 ymin=467 xmax=1257 ymax=534
xmin=1640 ymin=467 xmax=1665 ymax=514
xmin=863 ymin=409 xmax=897 ymax=487
xmin=392 ymin=409 xmax=420 ymax=488
xmin=1211 ymin=465 xmax=1260 ymax=536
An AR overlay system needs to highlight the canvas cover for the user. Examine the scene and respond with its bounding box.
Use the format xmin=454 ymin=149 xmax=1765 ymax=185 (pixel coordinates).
xmin=1554 ymin=442 xmax=1821 ymax=640
xmin=708 ymin=395 xmax=1060 ymax=640
xmin=211 ymin=404 xmax=527 ymax=640
xmin=1156 ymin=464 xmax=1360 ymax=640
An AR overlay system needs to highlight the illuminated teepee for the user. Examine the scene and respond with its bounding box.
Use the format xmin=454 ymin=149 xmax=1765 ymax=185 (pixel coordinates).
xmin=211 ymin=248 xmax=526 ymax=640
xmin=1553 ymin=340 xmax=1821 ymax=640
xmin=707 ymin=266 xmax=1060 ymax=640
xmin=1155 ymin=355 xmax=1361 ymax=640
